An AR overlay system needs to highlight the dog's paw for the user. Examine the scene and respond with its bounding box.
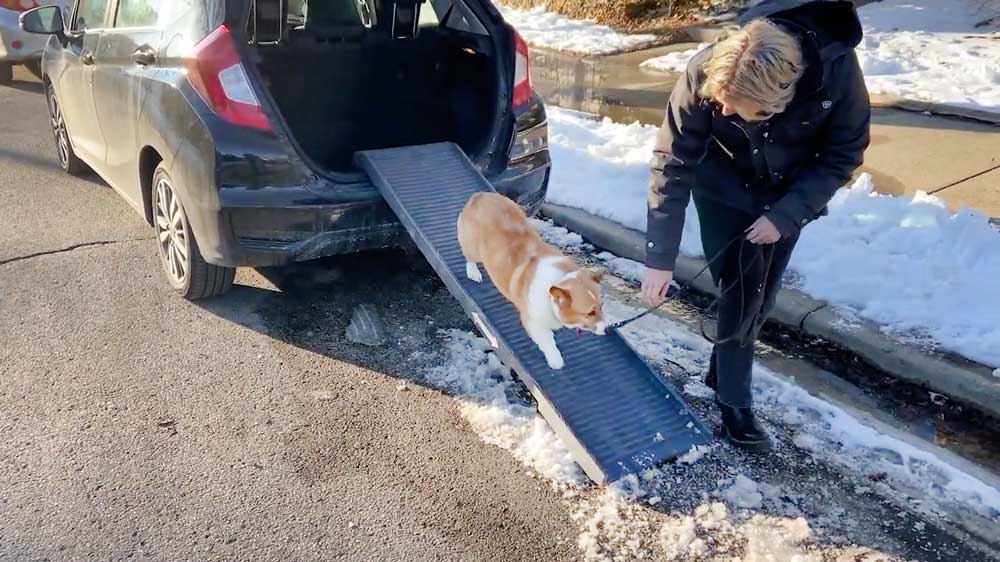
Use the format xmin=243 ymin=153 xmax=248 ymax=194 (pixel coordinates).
xmin=546 ymin=352 xmax=565 ymax=370
xmin=594 ymin=321 xmax=607 ymax=336
xmin=465 ymin=261 xmax=483 ymax=283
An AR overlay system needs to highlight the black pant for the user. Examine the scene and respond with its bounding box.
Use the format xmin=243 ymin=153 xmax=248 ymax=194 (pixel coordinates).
xmin=694 ymin=194 xmax=799 ymax=408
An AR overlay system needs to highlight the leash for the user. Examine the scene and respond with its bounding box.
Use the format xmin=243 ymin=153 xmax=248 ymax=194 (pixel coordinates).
xmin=609 ymin=232 xmax=777 ymax=348
xmin=607 ymin=233 xmax=745 ymax=331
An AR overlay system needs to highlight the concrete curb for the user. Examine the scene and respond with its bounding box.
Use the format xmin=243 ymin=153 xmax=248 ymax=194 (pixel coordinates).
xmin=542 ymin=202 xmax=1000 ymax=419
xmin=870 ymin=94 xmax=1000 ymax=126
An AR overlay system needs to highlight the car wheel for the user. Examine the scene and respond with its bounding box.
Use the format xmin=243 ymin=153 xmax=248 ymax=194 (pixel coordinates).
xmin=25 ymin=60 xmax=42 ymax=80
xmin=152 ymin=165 xmax=235 ymax=300
xmin=46 ymin=82 xmax=86 ymax=175
xmin=0 ymin=63 xmax=12 ymax=84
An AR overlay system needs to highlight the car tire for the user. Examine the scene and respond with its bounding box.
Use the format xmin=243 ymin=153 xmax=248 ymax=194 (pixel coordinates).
xmin=45 ymin=82 xmax=87 ymax=175
xmin=25 ymin=60 xmax=42 ymax=80
xmin=0 ymin=63 xmax=12 ymax=84
xmin=151 ymin=165 xmax=236 ymax=300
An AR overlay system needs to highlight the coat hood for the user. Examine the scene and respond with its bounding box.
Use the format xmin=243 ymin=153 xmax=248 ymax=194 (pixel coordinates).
xmin=738 ymin=0 xmax=863 ymax=95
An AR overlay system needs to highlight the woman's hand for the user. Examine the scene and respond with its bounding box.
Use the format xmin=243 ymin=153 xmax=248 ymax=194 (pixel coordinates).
xmin=746 ymin=216 xmax=781 ymax=245
xmin=641 ymin=268 xmax=674 ymax=308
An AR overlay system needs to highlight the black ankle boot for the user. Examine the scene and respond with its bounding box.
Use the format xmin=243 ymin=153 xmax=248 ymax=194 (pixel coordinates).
xmin=717 ymin=401 xmax=771 ymax=451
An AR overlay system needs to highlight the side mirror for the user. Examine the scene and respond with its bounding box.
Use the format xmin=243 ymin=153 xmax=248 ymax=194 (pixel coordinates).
xmin=20 ymin=6 xmax=65 ymax=37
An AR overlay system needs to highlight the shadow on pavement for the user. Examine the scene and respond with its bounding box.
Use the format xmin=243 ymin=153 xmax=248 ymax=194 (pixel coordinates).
xmin=195 ymin=249 xmax=479 ymax=398
xmin=2 ymin=79 xmax=43 ymax=95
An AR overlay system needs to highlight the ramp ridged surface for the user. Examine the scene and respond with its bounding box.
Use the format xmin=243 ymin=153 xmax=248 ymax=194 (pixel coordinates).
xmin=356 ymin=143 xmax=711 ymax=483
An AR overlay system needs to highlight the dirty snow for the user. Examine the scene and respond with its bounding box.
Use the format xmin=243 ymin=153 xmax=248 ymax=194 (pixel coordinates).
xmin=544 ymin=106 xmax=1000 ymax=367
xmin=609 ymin=299 xmax=1000 ymax=523
xmin=415 ymin=298 xmax=998 ymax=561
xmin=420 ymin=330 xmax=584 ymax=485
xmin=639 ymin=0 xmax=1000 ymax=114
xmin=496 ymin=4 xmax=658 ymax=55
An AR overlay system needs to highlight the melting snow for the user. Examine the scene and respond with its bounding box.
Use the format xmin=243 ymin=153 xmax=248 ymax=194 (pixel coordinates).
xmin=496 ymin=4 xmax=658 ymax=55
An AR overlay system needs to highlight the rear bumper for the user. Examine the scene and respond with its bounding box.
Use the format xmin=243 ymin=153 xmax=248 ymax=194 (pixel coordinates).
xmin=205 ymin=150 xmax=550 ymax=268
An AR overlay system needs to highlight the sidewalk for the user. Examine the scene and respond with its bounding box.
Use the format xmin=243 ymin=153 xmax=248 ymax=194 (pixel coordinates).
xmin=531 ymin=44 xmax=1000 ymax=217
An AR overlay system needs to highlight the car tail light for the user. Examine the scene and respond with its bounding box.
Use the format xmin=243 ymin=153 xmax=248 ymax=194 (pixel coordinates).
xmin=0 ymin=0 xmax=40 ymax=12
xmin=185 ymin=25 xmax=272 ymax=132
xmin=512 ymin=30 xmax=532 ymax=109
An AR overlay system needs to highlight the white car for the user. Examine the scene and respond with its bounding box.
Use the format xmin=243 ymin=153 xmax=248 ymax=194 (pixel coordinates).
xmin=0 ymin=0 xmax=66 ymax=83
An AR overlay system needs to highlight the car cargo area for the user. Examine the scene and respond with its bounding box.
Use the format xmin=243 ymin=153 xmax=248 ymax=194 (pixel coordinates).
xmin=249 ymin=0 xmax=501 ymax=172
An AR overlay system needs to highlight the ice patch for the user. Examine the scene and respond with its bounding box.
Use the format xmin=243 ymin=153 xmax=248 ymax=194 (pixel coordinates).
xmin=723 ymin=474 xmax=765 ymax=509
xmin=496 ymin=4 xmax=658 ymax=55
xmin=596 ymin=251 xmax=646 ymax=282
xmin=531 ymin=218 xmax=587 ymax=251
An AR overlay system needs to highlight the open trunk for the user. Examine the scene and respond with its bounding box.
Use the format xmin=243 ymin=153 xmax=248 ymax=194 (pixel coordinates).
xmin=249 ymin=0 xmax=502 ymax=173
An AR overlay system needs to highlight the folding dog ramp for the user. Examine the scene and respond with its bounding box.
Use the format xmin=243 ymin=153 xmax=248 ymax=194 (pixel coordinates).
xmin=356 ymin=143 xmax=711 ymax=484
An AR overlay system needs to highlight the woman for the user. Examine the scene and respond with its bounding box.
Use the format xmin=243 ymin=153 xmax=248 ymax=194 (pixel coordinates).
xmin=641 ymin=0 xmax=870 ymax=451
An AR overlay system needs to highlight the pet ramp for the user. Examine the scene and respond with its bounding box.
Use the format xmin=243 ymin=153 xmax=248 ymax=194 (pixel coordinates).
xmin=356 ymin=143 xmax=711 ymax=484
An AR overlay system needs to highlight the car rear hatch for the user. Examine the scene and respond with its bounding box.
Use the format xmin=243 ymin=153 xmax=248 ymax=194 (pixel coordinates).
xmin=241 ymin=0 xmax=519 ymax=178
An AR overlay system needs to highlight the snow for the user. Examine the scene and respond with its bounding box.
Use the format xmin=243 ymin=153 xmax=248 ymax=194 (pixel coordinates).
xmin=415 ymin=298 xmax=999 ymax=560
xmin=677 ymin=444 xmax=715 ymax=465
xmin=857 ymin=0 xmax=1000 ymax=114
xmin=544 ymin=107 xmax=1000 ymax=367
xmin=723 ymin=474 xmax=765 ymax=509
xmin=496 ymin=4 xmax=658 ymax=55
xmin=640 ymin=43 xmax=708 ymax=73
xmin=994 ymin=368 xmax=1000 ymax=378
xmin=639 ymin=0 xmax=1000 ymax=114
xmin=419 ymin=329 xmax=584 ymax=485
xmin=659 ymin=501 xmax=818 ymax=562
xmin=610 ymin=300 xmax=1000 ymax=522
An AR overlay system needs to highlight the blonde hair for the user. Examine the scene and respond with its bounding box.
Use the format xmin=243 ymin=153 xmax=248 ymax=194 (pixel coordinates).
xmin=700 ymin=19 xmax=805 ymax=115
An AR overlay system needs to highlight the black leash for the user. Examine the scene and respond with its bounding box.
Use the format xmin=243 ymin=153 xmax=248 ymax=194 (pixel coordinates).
xmin=609 ymin=232 xmax=777 ymax=348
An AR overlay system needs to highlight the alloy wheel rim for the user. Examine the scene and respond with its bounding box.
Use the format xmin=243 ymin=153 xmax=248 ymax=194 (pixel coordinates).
xmin=154 ymin=177 xmax=190 ymax=286
xmin=48 ymin=89 xmax=69 ymax=168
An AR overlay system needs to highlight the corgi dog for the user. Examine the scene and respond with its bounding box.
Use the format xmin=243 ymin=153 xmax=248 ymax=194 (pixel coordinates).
xmin=457 ymin=192 xmax=606 ymax=370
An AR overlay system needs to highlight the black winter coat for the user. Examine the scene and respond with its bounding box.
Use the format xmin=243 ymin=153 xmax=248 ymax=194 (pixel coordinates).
xmin=645 ymin=0 xmax=871 ymax=271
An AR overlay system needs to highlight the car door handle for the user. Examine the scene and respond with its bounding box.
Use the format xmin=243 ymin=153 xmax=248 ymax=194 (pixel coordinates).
xmin=81 ymin=51 xmax=95 ymax=65
xmin=131 ymin=46 xmax=156 ymax=67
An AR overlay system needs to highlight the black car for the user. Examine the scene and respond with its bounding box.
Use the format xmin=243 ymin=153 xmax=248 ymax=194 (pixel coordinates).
xmin=20 ymin=0 xmax=549 ymax=299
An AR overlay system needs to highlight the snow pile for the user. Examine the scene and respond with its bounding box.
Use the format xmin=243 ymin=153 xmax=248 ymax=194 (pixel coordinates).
xmin=638 ymin=0 xmax=1000 ymax=114
xmin=659 ymin=501 xmax=819 ymax=562
xmin=857 ymin=0 xmax=1000 ymax=114
xmin=420 ymin=330 xmax=584 ymax=485
xmin=572 ymin=485 xmax=656 ymax=561
xmin=496 ymin=4 xmax=658 ymax=55
xmin=545 ymin=108 xmax=704 ymax=258
xmin=640 ymin=43 xmax=709 ymax=73
xmin=545 ymin=106 xmax=1000 ymax=367
xmin=790 ymin=174 xmax=1000 ymax=366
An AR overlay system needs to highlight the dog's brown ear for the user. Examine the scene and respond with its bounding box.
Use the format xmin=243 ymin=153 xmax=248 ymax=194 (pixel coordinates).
xmin=549 ymin=286 xmax=571 ymax=307
xmin=587 ymin=268 xmax=606 ymax=283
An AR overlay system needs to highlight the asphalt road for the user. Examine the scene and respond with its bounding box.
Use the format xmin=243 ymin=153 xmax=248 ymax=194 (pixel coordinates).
xmin=0 ymin=69 xmax=581 ymax=562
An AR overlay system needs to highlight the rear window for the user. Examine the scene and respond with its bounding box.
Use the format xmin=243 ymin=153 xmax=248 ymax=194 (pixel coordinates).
xmin=114 ymin=0 xmax=202 ymax=29
xmin=423 ymin=0 xmax=486 ymax=35
xmin=248 ymin=0 xmax=486 ymax=42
